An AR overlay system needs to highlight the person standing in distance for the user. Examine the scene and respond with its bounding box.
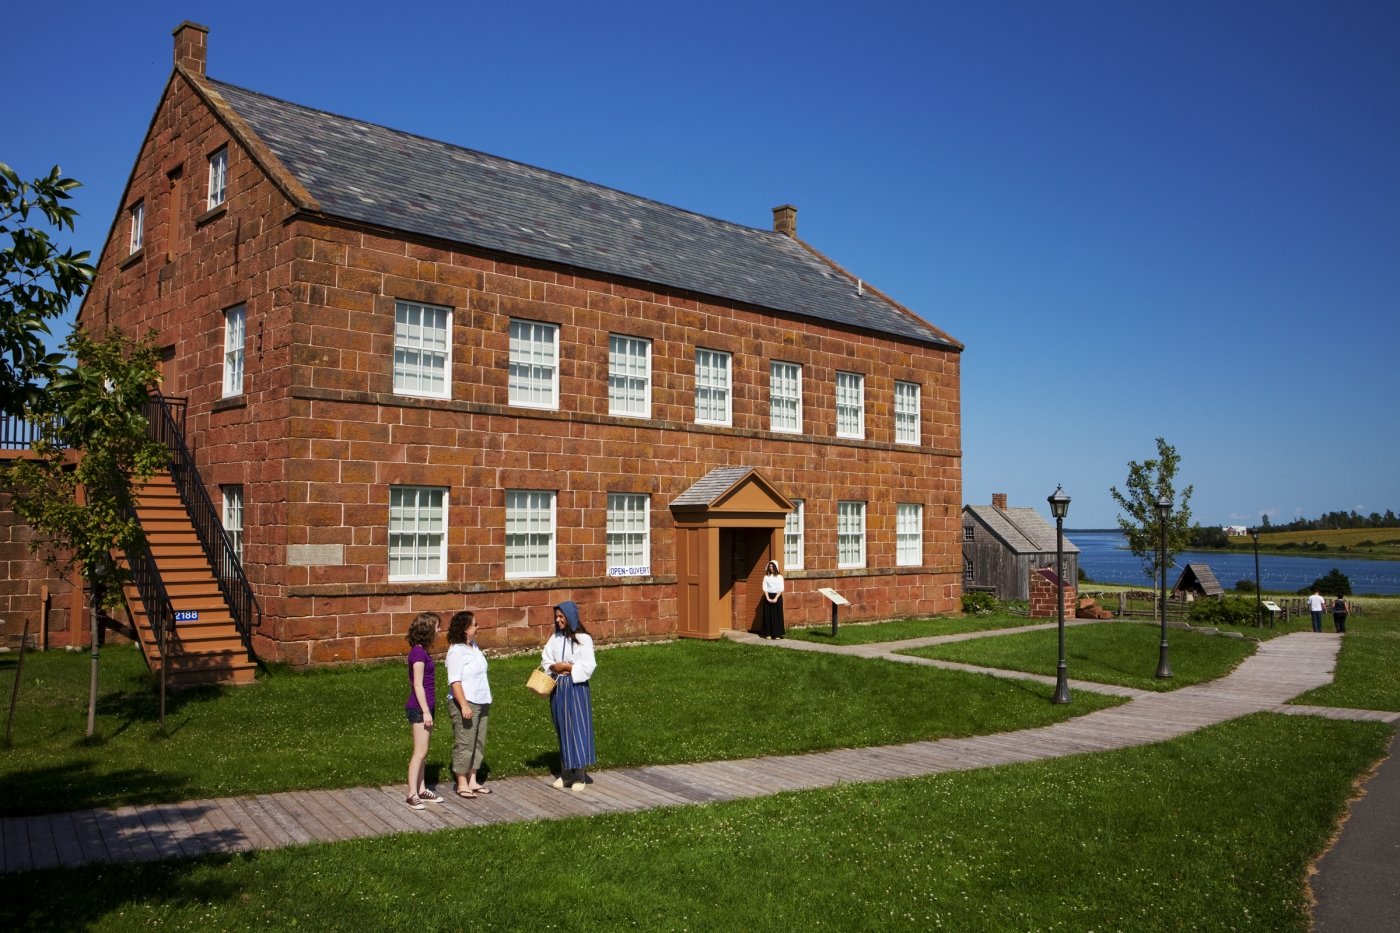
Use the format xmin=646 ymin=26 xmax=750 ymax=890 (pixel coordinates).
xmin=1331 ymin=595 xmax=1350 ymax=634
xmin=760 ymin=560 xmax=786 ymax=639
xmin=446 ymin=610 xmax=493 ymax=797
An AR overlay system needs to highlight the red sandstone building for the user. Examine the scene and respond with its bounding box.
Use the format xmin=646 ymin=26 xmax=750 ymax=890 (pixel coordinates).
xmin=14 ymin=23 xmax=964 ymax=670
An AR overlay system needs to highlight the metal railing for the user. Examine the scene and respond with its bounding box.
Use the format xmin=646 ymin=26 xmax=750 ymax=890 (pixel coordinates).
xmin=142 ymin=393 xmax=261 ymax=655
xmin=0 ymin=412 xmax=43 ymax=450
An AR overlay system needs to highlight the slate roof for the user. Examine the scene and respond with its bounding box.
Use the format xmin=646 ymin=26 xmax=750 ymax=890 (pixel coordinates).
xmin=962 ymin=504 xmax=1080 ymax=555
xmin=206 ymin=79 xmax=958 ymax=350
xmin=671 ymin=467 xmax=760 ymax=508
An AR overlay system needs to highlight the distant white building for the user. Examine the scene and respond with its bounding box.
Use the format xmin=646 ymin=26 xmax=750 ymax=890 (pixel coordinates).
xmin=1223 ymin=525 xmax=1249 ymax=537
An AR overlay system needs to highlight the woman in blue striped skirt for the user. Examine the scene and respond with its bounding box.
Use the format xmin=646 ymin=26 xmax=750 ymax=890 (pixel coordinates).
xmin=542 ymin=600 xmax=597 ymax=791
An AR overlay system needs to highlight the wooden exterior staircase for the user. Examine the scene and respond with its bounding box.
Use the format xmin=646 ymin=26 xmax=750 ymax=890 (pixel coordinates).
xmin=120 ymin=471 xmax=257 ymax=686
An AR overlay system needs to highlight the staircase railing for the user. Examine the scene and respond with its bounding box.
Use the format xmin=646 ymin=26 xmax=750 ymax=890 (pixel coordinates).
xmin=142 ymin=393 xmax=261 ymax=655
xmin=119 ymin=527 xmax=180 ymax=657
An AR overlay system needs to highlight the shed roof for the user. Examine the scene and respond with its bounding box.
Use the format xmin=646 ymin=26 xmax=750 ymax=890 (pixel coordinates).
xmin=1173 ymin=563 xmax=1225 ymax=597
xmin=962 ymin=504 xmax=1080 ymax=556
xmin=202 ymin=78 xmax=959 ymax=351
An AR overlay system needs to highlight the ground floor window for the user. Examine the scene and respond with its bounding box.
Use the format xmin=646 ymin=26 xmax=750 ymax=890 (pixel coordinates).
xmin=896 ymin=502 xmax=923 ymax=567
xmin=837 ymin=500 xmax=866 ymax=568
xmin=389 ymin=486 xmax=447 ymax=580
xmin=784 ymin=499 xmax=804 ymax=570
xmin=606 ymin=493 xmax=650 ymax=576
xmin=222 ymin=485 xmax=244 ymax=564
xmin=505 ymin=489 xmax=556 ymax=578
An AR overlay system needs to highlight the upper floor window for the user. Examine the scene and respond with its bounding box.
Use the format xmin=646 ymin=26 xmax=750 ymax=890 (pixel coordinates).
xmin=505 ymin=489 xmax=556 ymax=578
xmin=389 ymin=486 xmax=447 ymax=581
xmin=393 ymin=300 xmax=451 ymax=398
xmin=608 ymin=334 xmax=651 ymax=418
xmin=694 ymin=348 xmax=731 ymax=426
xmin=963 ymin=525 xmax=975 ymax=542
xmin=509 ymin=319 xmax=559 ymax=409
xmin=222 ymin=304 xmax=245 ymax=398
xmin=769 ymin=361 xmax=802 ymax=433
xmin=606 ymin=493 xmax=650 ymax=576
xmin=837 ymin=500 xmax=866 ymax=569
xmin=207 ymin=147 xmax=228 ymax=210
xmin=897 ymin=503 xmax=924 ymax=567
xmin=222 ymin=485 xmax=244 ymax=564
xmin=128 ymin=201 xmax=144 ymax=254
xmin=784 ymin=499 xmax=805 ymax=571
xmin=836 ymin=371 xmax=864 ymax=439
xmin=894 ymin=380 xmax=921 ymax=445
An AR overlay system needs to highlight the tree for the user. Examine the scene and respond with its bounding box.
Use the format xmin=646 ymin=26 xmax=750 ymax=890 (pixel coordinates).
xmin=3 ymin=328 xmax=167 ymax=735
xmin=1306 ymin=568 xmax=1352 ymax=597
xmin=1108 ymin=437 xmax=1194 ymax=582
xmin=0 ymin=163 xmax=94 ymax=418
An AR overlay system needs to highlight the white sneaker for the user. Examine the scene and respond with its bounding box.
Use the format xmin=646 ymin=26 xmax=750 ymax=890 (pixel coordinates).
xmin=552 ymin=776 xmax=565 ymax=789
xmin=570 ymin=782 xmax=586 ymax=792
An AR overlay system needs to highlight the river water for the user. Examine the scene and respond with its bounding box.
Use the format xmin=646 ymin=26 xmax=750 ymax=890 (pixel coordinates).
xmin=1070 ymin=531 xmax=1400 ymax=595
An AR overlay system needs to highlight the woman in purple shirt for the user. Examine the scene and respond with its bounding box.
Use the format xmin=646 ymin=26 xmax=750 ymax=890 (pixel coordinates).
xmin=404 ymin=612 xmax=442 ymax=810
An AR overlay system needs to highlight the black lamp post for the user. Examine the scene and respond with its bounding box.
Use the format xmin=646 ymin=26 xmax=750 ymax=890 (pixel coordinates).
xmin=1250 ymin=527 xmax=1264 ymax=628
xmin=1155 ymin=494 xmax=1173 ymax=679
xmin=1048 ymin=485 xmax=1071 ymax=704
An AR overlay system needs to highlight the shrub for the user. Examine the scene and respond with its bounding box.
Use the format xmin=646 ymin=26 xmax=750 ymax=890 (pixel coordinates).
xmin=1234 ymin=579 xmax=1256 ymax=593
xmin=961 ymin=590 xmax=997 ymax=615
xmin=1309 ymin=569 xmax=1352 ymax=596
xmin=1190 ymin=595 xmax=1258 ymax=627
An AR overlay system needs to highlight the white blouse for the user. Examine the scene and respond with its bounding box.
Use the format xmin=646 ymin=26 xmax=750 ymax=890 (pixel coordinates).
xmin=763 ymin=573 xmax=785 ymax=596
xmin=541 ymin=632 xmax=597 ymax=684
xmin=446 ymin=642 xmax=492 ymax=704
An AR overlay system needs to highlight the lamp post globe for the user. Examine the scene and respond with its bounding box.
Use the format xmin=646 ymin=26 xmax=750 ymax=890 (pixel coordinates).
xmin=1048 ymin=486 xmax=1071 ymax=704
xmin=1154 ymin=495 xmax=1173 ymax=679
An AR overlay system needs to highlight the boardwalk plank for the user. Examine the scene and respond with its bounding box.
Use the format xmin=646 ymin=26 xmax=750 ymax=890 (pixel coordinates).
xmin=70 ymin=810 xmax=112 ymax=865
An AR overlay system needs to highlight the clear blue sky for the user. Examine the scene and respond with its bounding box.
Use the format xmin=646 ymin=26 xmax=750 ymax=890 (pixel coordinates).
xmin=10 ymin=0 xmax=1399 ymax=527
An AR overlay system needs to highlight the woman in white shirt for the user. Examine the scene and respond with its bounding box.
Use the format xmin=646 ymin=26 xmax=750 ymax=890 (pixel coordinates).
xmin=446 ymin=610 xmax=493 ymax=798
xmin=760 ymin=560 xmax=786 ymax=639
xmin=541 ymin=600 xmax=596 ymax=791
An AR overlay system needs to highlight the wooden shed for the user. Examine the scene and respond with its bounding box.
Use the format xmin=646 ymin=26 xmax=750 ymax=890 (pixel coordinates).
xmin=961 ymin=493 xmax=1079 ymax=601
xmin=1173 ymin=563 xmax=1224 ymax=599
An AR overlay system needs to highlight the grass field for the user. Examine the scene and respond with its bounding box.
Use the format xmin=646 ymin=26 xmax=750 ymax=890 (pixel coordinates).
xmin=1223 ymin=527 xmax=1400 ymax=559
xmin=1 ymin=714 xmax=1389 ymax=932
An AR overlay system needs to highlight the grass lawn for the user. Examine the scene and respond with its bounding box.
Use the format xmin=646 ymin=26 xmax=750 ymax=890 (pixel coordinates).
xmin=786 ymin=611 xmax=1032 ymax=645
xmin=1292 ymin=600 xmax=1400 ymax=711
xmin=0 ymin=714 xmax=1389 ymax=932
xmin=0 ymin=638 xmax=1124 ymax=817
xmin=899 ymin=621 xmax=1256 ymax=691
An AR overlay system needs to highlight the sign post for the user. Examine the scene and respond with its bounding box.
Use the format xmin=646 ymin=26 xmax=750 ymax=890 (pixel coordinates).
xmin=817 ymin=587 xmax=849 ymax=637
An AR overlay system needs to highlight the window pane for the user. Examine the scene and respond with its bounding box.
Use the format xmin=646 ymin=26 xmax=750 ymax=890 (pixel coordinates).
xmin=836 ymin=372 xmax=864 ymax=438
xmin=608 ymin=335 xmax=651 ymax=417
xmin=223 ymin=304 xmax=245 ymax=397
xmin=837 ymin=500 xmax=866 ymax=568
xmin=208 ymin=149 xmax=227 ymax=209
xmin=895 ymin=381 xmax=921 ymax=444
xmin=129 ymin=202 xmax=144 ymax=254
xmin=505 ymin=489 xmax=556 ymax=577
xmin=606 ymin=493 xmax=650 ymax=575
xmin=897 ymin=503 xmax=923 ymax=567
xmin=784 ymin=499 xmax=804 ymax=570
xmin=509 ymin=319 xmax=559 ymax=409
xmin=394 ymin=301 xmax=451 ymax=397
xmin=694 ymin=349 xmax=731 ymax=425
xmin=222 ymin=485 xmax=244 ymax=564
xmin=389 ymin=486 xmax=447 ymax=580
xmin=770 ymin=361 xmax=802 ymax=433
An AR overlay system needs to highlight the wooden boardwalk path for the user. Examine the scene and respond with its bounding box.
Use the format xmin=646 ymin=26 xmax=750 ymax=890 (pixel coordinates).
xmin=4 ymin=629 xmax=1395 ymax=874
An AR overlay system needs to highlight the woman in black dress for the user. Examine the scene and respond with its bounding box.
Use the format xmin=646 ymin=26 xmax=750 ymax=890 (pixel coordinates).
xmin=760 ymin=560 xmax=785 ymax=639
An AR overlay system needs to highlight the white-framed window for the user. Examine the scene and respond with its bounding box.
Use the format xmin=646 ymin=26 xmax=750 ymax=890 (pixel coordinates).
xmin=222 ymin=485 xmax=244 ymax=564
xmin=894 ymin=380 xmax=921 ymax=445
xmin=769 ymin=361 xmax=802 ymax=433
xmin=505 ymin=489 xmax=556 ymax=578
xmin=389 ymin=486 xmax=447 ymax=581
xmin=207 ymin=147 xmax=228 ymax=210
xmin=837 ymin=500 xmax=866 ymax=569
xmin=393 ymin=300 xmax=451 ymax=398
xmin=508 ymin=319 xmax=559 ymax=409
xmin=784 ymin=499 xmax=805 ymax=571
xmin=608 ymin=334 xmax=651 ymax=418
xmin=897 ymin=503 xmax=924 ymax=567
xmin=694 ymin=348 xmax=732 ymax=425
xmin=222 ymin=304 xmax=245 ymax=397
xmin=128 ymin=201 xmax=144 ymax=254
xmin=836 ymin=371 xmax=865 ymax=438
xmin=606 ymin=493 xmax=650 ymax=576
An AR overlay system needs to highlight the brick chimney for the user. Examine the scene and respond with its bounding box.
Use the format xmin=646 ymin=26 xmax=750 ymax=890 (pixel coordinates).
xmin=772 ymin=204 xmax=797 ymax=238
xmin=174 ymin=21 xmax=210 ymax=76
xmin=992 ymin=493 xmax=1008 ymax=510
